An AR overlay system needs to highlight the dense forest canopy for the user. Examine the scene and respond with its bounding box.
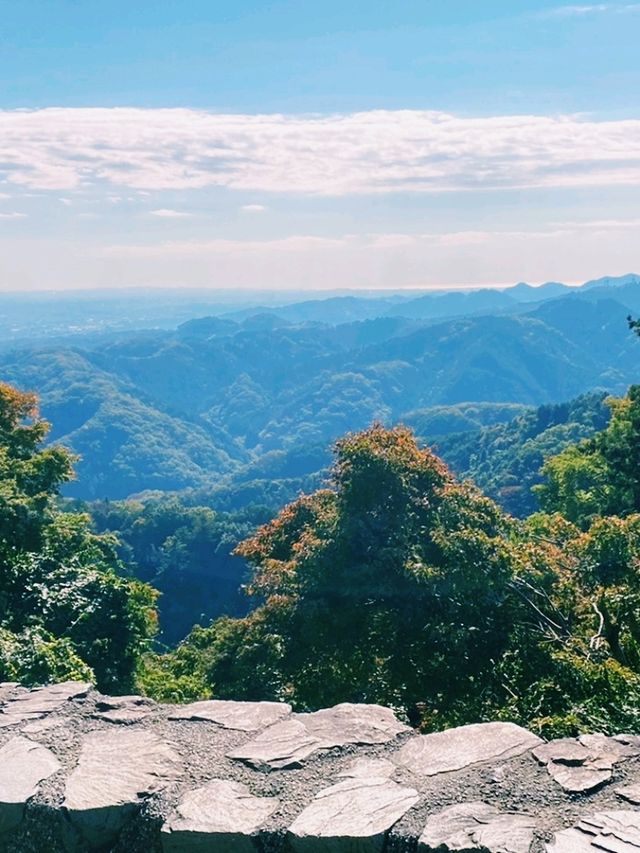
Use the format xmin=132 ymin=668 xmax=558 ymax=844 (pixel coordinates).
xmin=3 ymin=284 xmax=640 ymax=741
xmin=0 ymin=383 xmax=157 ymax=691
xmin=142 ymin=402 xmax=640 ymax=737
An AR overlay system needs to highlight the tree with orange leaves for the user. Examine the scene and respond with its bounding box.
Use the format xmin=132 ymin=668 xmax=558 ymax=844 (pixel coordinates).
xmin=198 ymin=424 xmax=517 ymax=723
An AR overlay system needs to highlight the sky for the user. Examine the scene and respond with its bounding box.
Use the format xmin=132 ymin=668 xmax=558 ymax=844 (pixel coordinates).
xmin=0 ymin=0 xmax=639 ymax=291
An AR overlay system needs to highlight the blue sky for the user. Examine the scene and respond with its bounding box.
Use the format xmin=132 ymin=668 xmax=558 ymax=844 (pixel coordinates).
xmin=1 ymin=1 xmax=639 ymax=290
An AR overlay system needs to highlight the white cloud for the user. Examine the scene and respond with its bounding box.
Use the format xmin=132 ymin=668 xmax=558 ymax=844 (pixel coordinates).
xmin=149 ymin=208 xmax=193 ymax=218
xmin=0 ymin=108 xmax=639 ymax=198
xmin=541 ymin=3 xmax=640 ymax=16
xmin=0 ymin=212 xmax=27 ymax=219
xmin=241 ymin=204 xmax=267 ymax=212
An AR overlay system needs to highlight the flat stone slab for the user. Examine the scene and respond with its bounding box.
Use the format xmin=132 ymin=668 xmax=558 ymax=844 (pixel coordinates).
xmin=228 ymin=719 xmax=321 ymax=770
xmin=617 ymin=784 xmax=640 ymax=805
xmin=168 ymin=699 xmax=291 ymax=731
xmin=161 ymin=779 xmax=280 ymax=853
xmin=288 ymin=776 xmax=419 ymax=851
xmin=579 ymin=733 xmax=640 ymax=762
xmin=418 ymin=801 xmax=536 ymax=853
xmin=547 ymin=810 xmax=640 ymax=853
xmin=534 ymin=734 xmax=640 ymax=793
xmin=64 ymin=729 xmax=181 ymax=845
xmin=547 ymin=762 xmax=612 ymax=793
xmin=294 ymin=703 xmax=410 ymax=744
xmin=533 ymin=739 xmax=591 ymax=766
xmin=0 ymin=736 xmax=61 ymax=834
xmin=0 ymin=683 xmax=19 ymax=704
xmin=229 ymin=703 xmax=409 ymax=770
xmin=395 ymin=722 xmax=542 ymax=776
xmin=0 ymin=681 xmax=90 ymax=728
xmin=93 ymin=695 xmax=158 ymax=724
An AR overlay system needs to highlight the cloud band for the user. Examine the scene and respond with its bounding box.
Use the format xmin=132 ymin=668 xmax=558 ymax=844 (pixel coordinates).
xmin=0 ymin=108 xmax=639 ymax=196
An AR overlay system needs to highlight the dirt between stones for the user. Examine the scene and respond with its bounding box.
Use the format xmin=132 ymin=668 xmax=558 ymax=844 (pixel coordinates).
xmin=1 ymin=685 xmax=640 ymax=853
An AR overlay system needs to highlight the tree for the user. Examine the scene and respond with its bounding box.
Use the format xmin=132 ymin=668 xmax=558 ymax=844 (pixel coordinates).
xmin=191 ymin=425 xmax=518 ymax=724
xmin=536 ymin=387 xmax=640 ymax=526
xmin=0 ymin=383 xmax=157 ymax=691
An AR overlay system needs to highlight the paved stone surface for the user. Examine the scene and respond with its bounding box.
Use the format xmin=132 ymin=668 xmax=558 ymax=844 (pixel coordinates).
xmin=395 ymin=722 xmax=542 ymax=776
xmin=229 ymin=703 xmax=409 ymax=770
xmin=7 ymin=684 xmax=640 ymax=853
xmin=168 ymin=698 xmax=291 ymax=731
xmin=546 ymin=810 xmax=640 ymax=853
xmin=0 ymin=736 xmax=61 ymax=834
xmin=288 ymin=776 xmax=419 ymax=851
xmin=0 ymin=681 xmax=90 ymax=728
xmin=161 ymin=779 xmax=280 ymax=852
xmin=418 ymin=801 xmax=536 ymax=853
xmin=64 ymin=729 xmax=181 ymax=845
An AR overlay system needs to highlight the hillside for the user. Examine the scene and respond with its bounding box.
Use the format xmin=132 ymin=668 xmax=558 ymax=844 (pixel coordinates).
xmin=1 ymin=282 xmax=638 ymax=500
xmin=435 ymin=392 xmax=611 ymax=517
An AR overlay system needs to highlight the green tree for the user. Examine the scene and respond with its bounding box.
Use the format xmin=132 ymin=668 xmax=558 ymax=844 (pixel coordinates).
xmin=0 ymin=382 xmax=157 ymax=691
xmin=537 ymin=387 xmax=640 ymax=526
xmin=189 ymin=425 xmax=519 ymax=725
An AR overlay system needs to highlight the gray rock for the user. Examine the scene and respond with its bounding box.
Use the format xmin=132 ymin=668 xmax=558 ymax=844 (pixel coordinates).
xmin=0 ymin=736 xmax=61 ymax=834
xmin=161 ymin=778 xmax=280 ymax=853
xmin=294 ymin=703 xmax=410 ymax=745
xmin=94 ymin=695 xmax=157 ymax=724
xmin=229 ymin=703 xmax=409 ymax=770
xmin=545 ymin=762 xmax=612 ymax=794
xmin=228 ymin=719 xmax=321 ymax=770
xmin=168 ymin=699 xmax=291 ymax=731
xmin=546 ymin=810 xmax=640 ymax=853
xmin=533 ymin=739 xmax=591 ymax=766
xmin=395 ymin=722 xmax=542 ymax=776
xmin=0 ymin=683 xmax=19 ymax=704
xmin=95 ymin=695 xmax=154 ymax=710
xmin=578 ymin=733 xmax=640 ymax=762
xmin=616 ymin=784 xmax=640 ymax=805
xmin=534 ymin=734 xmax=640 ymax=793
xmin=288 ymin=776 xmax=419 ymax=851
xmin=21 ymin=717 xmax=66 ymax=735
xmin=64 ymin=729 xmax=181 ymax=845
xmin=418 ymin=801 xmax=536 ymax=853
xmin=0 ymin=680 xmax=90 ymax=728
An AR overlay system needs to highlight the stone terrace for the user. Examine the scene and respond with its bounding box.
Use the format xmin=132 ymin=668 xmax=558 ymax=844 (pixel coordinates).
xmin=2 ymin=681 xmax=640 ymax=851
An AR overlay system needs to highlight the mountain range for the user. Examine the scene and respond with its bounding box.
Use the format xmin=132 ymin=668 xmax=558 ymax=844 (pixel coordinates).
xmin=0 ymin=273 xmax=638 ymax=501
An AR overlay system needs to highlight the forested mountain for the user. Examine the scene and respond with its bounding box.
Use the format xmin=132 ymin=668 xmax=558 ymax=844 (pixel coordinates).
xmin=1 ymin=278 xmax=639 ymax=501
xmin=5 ymin=358 xmax=640 ymax=738
xmin=436 ymin=393 xmax=611 ymax=517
